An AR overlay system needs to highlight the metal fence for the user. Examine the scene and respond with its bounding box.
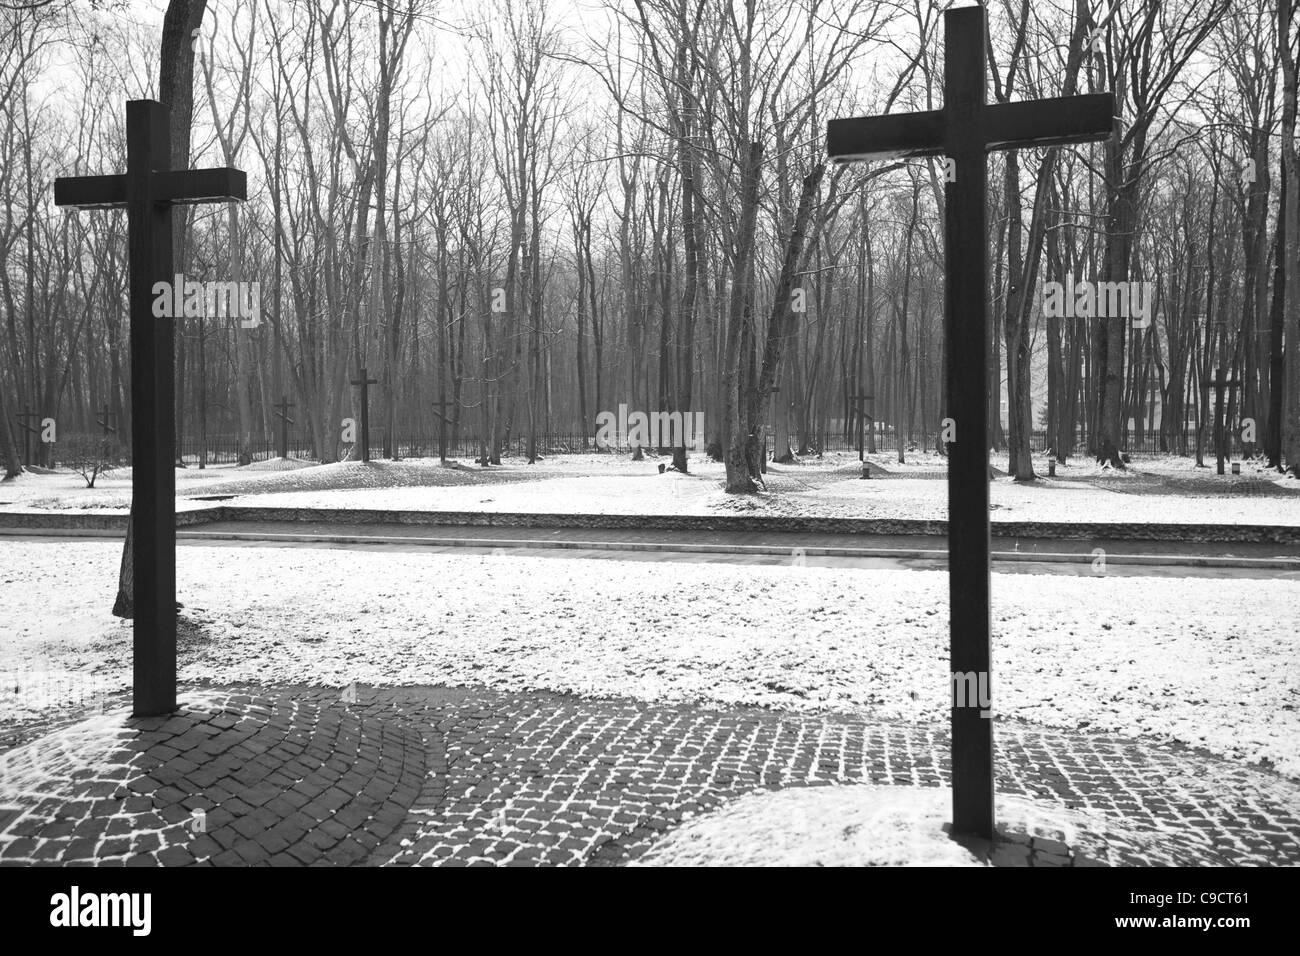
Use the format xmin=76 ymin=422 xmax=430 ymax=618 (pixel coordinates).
xmin=42 ymin=431 xmax=616 ymax=468
xmin=799 ymin=427 xmax=1248 ymax=459
xmin=37 ymin=425 xmax=1249 ymax=470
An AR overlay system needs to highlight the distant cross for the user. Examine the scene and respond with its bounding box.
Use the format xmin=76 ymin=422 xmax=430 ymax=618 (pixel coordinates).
xmin=54 ymin=99 xmax=246 ymax=718
xmin=848 ymin=393 xmax=875 ymax=464
xmin=95 ymin=406 xmax=117 ymax=436
xmin=430 ymin=395 xmax=454 ymax=462
xmin=828 ymin=5 xmax=1115 ymax=839
xmin=273 ymin=394 xmax=296 ymax=460
xmin=16 ymin=410 xmax=40 ymax=465
xmin=764 ymin=385 xmax=780 ymax=473
xmin=1201 ymin=368 xmax=1241 ymax=476
xmin=350 ymin=367 xmax=378 ymax=462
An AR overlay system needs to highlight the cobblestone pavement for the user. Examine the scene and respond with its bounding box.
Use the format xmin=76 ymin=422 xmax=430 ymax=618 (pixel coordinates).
xmin=0 ymin=690 xmax=424 ymax=866
xmin=1 ymin=683 xmax=1297 ymax=867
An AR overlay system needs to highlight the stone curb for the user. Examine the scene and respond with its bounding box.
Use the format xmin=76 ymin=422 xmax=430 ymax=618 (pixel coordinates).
xmin=1 ymin=503 xmax=1297 ymax=544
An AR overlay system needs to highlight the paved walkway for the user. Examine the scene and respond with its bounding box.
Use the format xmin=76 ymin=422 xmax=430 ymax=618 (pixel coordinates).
xmin=10 ymin=519 xmax=1300 ymax=575
xmin=2 ymin=683 xmax=1297 ymax=866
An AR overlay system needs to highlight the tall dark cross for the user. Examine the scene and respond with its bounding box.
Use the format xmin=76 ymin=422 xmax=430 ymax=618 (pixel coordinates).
xmin=54 ymin=99 xmax=246 ymax=718
xmin=351 ymin=368 xmax=378 ymax=462
xmin=1202 ymin=369 xmax=1241 ymax=475
xmin=828 ymin=5 xmax=1115 ymax=838
xmin=430 ymin=397 xmax=454 ymax=462
xmin=848 ymin=393 xmax=874 ymax=463
xmin=95 ymin=406 xmax=118 ymax=437
xmin=273 ymin=395 xmax=296 ymax=460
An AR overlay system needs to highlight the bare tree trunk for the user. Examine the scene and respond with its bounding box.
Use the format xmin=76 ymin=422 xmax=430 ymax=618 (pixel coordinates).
xmin=1268 ymin=164 xmax=1287 ymax=467
xmin=574 ymin=212 xmax=590 ymax=448
xmin=723 ymin=142 xmax=763 ymax=494
xmin=0 ymin=379 xmax=21 ymax=478
xmin=1281 ymin=0 xmax=1300 ymax=472
xmin=748 ymin=165 xmax=825 ymax=475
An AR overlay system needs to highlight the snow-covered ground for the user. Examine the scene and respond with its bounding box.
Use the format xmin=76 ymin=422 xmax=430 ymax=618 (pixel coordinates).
xmin=4 ymin=451 xmax=1297 ymax=525
xmin=634 ymin=785 xmax=990 ymax=866
xmin=0 ymin=459 xmax=320 ymax=513
xmin=633 ymin=784 xmax=1183 ymax=866
xmin=3 ymin=540 xmax=1296 ymax=777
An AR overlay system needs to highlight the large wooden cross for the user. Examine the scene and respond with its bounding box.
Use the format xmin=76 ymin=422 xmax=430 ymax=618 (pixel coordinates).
xmin=54 ymin=99 xmax=246 ymax=718
xmin=350 ymin=367 xmax=378 ymax=462
xmin=828 ymin=5 xmax=1115 ymax=838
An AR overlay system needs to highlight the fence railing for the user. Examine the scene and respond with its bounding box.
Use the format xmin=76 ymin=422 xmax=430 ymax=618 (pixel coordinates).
xmin=40 ymin=431 xmax=615 ymax=468
xmin=34 ymin=425 xmax=1252 ymax=470
xmin=810 ymin=427 xmax=1249 ymax=459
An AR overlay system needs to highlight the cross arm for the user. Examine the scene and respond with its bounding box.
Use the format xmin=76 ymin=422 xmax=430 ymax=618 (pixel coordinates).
xmin=54 ymin=174 xmax=126 ymax=210
xmin=828 ymin=92 xmax=1115 ymax=164
xmin=828 ymin=110 xmax=945 ymax=162
xmin=984 ymin=93 xmax=1115 ymax=152
xmin=54 ymin=167 xmax=246 ymax=210
xmin=155 ymin=168 xmax=247 ymax=204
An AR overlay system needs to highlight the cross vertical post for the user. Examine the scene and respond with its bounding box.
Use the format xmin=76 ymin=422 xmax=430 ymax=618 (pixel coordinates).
xmin=827 ymin=5 xmax=1115 ymax=839
xmin=55 ymin=99 xmax=246 ymax=717
xmin=942 ymin=13 xmax=993 ymax=838
xmin=351 ymin=368 xmax=378 ymax=462
xmin=127 ymin=100 xmax=175 ymax=718
xmin=273 ymin=395 xmax=295 ymax=460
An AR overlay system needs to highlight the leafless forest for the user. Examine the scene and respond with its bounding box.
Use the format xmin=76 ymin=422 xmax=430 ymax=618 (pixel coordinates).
xmin=2 ymin=0 xmax=1298 ymax=493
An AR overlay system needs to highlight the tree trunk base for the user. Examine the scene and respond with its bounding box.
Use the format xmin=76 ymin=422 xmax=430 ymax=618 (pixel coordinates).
xmin=1096 ymin=444 xmax=1125 ymax=469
